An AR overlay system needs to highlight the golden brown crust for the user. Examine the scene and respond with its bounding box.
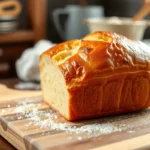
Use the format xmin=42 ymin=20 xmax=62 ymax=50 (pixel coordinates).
xmin=40 ymin=31 xmax=150 ymax=86
xmin=68 ymin=71 xmax=150 ymax=120
xmin=40 ymin=31 xmax=150 ymax=121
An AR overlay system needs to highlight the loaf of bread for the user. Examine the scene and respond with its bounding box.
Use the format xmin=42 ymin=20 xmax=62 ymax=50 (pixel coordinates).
xmin=39 ymin=31 xmax=150 ymax=121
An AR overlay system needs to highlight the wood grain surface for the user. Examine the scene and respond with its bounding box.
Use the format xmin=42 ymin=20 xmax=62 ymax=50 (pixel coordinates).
xmin=0 ymin=84 xmax=150 ymax=150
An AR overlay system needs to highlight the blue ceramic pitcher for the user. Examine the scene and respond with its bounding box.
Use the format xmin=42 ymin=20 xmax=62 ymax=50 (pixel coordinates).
xmin=53 ymin=5 xmax=104 ymax=41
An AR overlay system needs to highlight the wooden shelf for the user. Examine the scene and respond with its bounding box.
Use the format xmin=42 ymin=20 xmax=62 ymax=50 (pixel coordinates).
xmin=0 ymin=0 xmax=47 ymax=78
xmin=0 ymin=30 xmax=34 ymax=44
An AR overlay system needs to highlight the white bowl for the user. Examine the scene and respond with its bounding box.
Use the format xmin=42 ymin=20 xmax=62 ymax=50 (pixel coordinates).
xmin=84 ymin=17 xmax=150 ymax=40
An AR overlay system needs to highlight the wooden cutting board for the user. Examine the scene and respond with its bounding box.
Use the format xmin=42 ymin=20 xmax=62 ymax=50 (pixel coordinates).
xmin=0 ymin=84 xmax=150 ymax=150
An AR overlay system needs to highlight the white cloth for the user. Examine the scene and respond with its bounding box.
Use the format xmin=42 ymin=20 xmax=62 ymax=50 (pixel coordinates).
xmin=142 ymin=39 xmax=150 ymax=47
xmin=16 ymin=40 xmax=55 ymax=81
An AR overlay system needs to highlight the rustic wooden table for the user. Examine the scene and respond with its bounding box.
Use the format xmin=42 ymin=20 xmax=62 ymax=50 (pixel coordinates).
xmin=0 ymin=78 xmax=26 ymax=150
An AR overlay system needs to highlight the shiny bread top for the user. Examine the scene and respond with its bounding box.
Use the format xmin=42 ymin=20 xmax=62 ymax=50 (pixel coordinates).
xmin=40 ymin=31 xmax=150 ymax=85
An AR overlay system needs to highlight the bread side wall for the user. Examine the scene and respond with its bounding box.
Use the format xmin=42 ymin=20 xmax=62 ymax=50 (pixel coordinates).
xmin=68 ymin=71 xmax=150 ymax=120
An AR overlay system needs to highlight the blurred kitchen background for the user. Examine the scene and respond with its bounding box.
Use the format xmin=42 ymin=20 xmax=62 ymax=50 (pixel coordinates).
xmin=0 ymin=0 xmax=150 ymax=83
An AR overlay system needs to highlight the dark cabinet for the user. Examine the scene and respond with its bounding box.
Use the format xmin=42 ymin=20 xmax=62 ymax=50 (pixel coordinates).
xmin=0 ymin=0 xmax=47 ymax=79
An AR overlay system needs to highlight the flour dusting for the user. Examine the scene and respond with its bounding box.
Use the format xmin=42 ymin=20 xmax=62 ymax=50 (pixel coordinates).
xmin=5 ymin=99 xmax=150 ymax=137
xmin=8 ymin=101 xmax=123 ymax=135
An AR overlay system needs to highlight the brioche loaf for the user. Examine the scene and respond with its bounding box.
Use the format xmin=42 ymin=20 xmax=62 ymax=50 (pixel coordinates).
xmin=39 ymin=31 xmax=150 ymax=121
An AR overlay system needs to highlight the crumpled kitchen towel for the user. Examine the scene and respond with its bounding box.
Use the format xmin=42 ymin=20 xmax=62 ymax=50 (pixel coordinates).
xmin=142 ymin=39 xmax=150 ymax=47
xmin=16 ymin=40 xmax=55 ymax=82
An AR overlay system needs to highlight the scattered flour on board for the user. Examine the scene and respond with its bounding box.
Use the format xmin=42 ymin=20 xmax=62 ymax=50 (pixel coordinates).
xmin=13 ymin=101 xmax=122 ymax=135
xmin=3 ymin=99 xmax=150 ymax=137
